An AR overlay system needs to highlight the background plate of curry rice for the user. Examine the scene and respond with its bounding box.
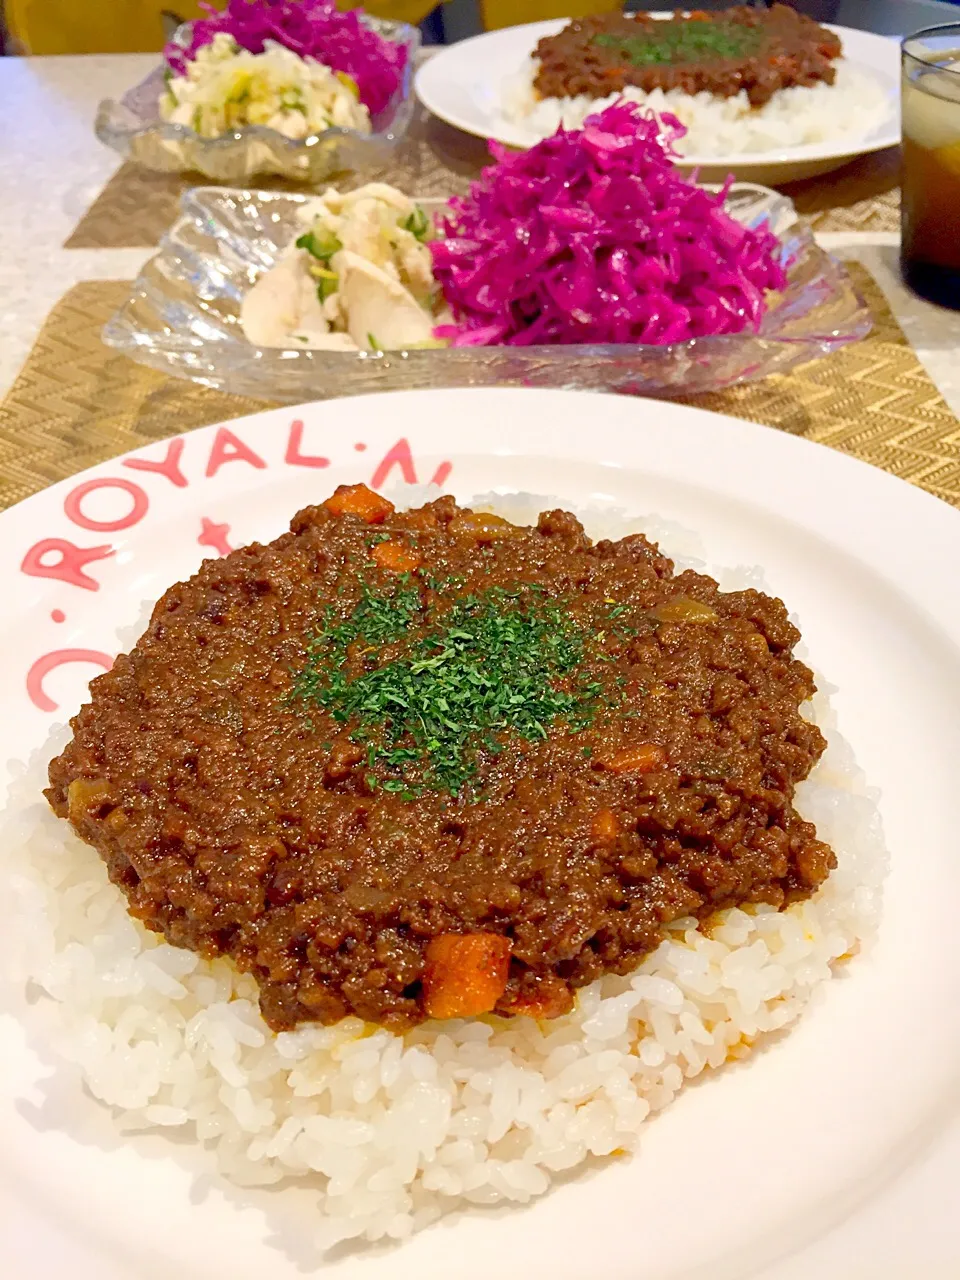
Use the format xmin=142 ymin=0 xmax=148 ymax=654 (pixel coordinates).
xmin=415 ymin=16 xmax=900 ymax=184
xmin=2 ymin=387 xmax=959 ymax=1280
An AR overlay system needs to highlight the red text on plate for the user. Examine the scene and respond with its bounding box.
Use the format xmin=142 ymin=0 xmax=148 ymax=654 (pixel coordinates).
xmin=370 ymin=438 xmax=453 ymax=489
xmin=26 ymin=649 xmax=114 ymax=712
xmin=123 ymin=438 xmax=188 ymax=488
xmin=286 ymin=419 xmax=330 ymax=468
xmin=205 ymin=427 xmax=267 ymax=478
xmin=64 ymin=477 xmax=149 ymax=533
xmin=21 ymin=538 xmax=115 ymax=592
xmin=198 ymin=517 xmax=233 ymax=557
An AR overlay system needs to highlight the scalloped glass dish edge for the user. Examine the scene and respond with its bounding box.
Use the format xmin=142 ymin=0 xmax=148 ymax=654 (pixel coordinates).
xmin=94 ymin=18 xmax=421 ymax=182
xmin=102 ymin=183 xmax=872 ymax=402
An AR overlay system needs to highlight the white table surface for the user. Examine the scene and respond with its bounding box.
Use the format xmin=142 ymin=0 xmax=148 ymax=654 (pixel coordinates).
xmin=0 ymin=55 xmax=155 ymax=391
xmin=2 ymin=49 xmax=960 ymax=1280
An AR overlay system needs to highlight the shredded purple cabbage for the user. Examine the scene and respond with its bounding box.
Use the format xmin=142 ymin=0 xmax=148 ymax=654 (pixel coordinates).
xmin=431 ymin=102 xmax=787 ymax=348
xmin=165 ymin=0 xmax=407 ymax=117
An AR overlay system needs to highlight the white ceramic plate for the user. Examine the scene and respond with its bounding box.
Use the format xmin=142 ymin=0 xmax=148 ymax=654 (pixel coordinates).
xmin=414 ymin=19 xmax=901 ymax=185
xmin=1 ymin=388 xmax=959 ymax=1280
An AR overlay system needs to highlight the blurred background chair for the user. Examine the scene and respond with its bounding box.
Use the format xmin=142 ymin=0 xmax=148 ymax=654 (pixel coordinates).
xmin=0 ymin=0 xmax=887 ymax=55
xmin=1 ymin=0 xmax=620 ymax=54
xmin=3 ymin=1 xmax=208 ymax=53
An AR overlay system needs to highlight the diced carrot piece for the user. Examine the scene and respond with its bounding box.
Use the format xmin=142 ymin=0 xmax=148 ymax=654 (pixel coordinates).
xmin=322 ymin=484 xmax=394 ymax=524
xmin=601 ymin=743 xmax=666 ymax=774
xmin=591 ymin=807 xmax=620 ymax=842
xmin=371 ymin=540 xmax=421 ymax=573
xmin=422 ymin=932 xmax=512 ymax=1020
xmin=447 ymin=511 xmax=521 ymax=543
xmin=498 ymin=975 xmax=574 ymax=1021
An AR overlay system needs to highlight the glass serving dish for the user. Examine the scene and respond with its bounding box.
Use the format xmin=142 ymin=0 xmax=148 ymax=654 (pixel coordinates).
xmin=102 ymin=184 xmax=871 ymax=402
xmin=94 ymin=19 xmax=420 ymax=183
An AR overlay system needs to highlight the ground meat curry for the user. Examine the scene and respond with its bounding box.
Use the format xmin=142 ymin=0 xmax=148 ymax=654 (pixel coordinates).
xmin=47 ymin=487 xmax=835 ymax=1032
xmin=533 ymin=6 xmax=842 ymax=109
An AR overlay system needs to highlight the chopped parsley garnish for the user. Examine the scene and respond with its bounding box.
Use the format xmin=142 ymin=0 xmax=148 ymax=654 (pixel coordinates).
xmin=290 ymin=580 xmax=606 ymax=796
xmin=593 ymin=22 xmax=762 ymax=67
xmin=367 ymin=332 xmax=382 ymax=351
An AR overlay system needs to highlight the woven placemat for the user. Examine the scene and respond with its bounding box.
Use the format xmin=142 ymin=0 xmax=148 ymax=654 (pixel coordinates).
xmin=67 ymin=112 xmax=899 ymax=249
xmin=2 ymin=262 xmax=957 ymax=513
xmin=65 ymin=105 xmax=490 ymax=250
xmin=780 ymin=147 xmax=901 ymax=235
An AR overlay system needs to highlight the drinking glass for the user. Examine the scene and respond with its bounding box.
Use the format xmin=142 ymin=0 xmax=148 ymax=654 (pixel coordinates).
xmin=902 ymin=25 xmax=960 ymax=309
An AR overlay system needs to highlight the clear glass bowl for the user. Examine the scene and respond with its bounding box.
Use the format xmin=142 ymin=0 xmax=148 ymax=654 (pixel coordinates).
xmin=102 ymin=183 xmax=872 ymax=402
xmin=94 ymin=19 xmax=420 ymax=183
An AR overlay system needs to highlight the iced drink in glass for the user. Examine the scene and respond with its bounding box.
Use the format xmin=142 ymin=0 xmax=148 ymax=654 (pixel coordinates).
xmin=902 ymin=26 xmax=960 ymax=308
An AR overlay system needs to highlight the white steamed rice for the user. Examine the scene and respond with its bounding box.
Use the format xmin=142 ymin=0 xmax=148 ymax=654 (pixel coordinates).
xmin=1 ymin=496 xmax=886 ymax=1252
xmin=501 ymin=58 xmax=890 ymax=155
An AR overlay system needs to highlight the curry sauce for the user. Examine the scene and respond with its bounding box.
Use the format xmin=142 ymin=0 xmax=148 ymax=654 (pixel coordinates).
xmin=47 ymin=489 xmax=834 ymax=1032
xmin=533 ymin=5 xmax=842 ymax=109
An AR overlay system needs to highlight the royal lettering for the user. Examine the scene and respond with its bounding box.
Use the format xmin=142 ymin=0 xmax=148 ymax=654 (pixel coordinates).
xmin=21 ymin=538 xmax=114 ymax=591
xmin=205 ymin=427 xmax=267 ymax=478
xmin=64 ymin=478 xmax=149 ymax=533
xmin=123 ymin=438 xmax=188 ymax=488
xmin=285 ymin=419 xmax=330 ymax=469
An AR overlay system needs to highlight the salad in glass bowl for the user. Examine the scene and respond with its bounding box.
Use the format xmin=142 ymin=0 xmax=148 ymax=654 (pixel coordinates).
xmin=238 ymin=104 xmax=791 ymax=354
xmin=95 ymin=0 xmax=419 ymax=183
xmin=104 ymin=101 xmax=871 ymax=399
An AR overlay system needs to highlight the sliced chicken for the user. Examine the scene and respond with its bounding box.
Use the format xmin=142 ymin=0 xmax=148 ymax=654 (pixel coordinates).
xmin=240 ymin=255 xmax=356 ymax=351
xmin=337 ymin=250 xmax=436 ymax=350
xmin=243 ymin=183 xmax=441 ymax=352
xmin=329 ymin=183 xmax=415 ymax=216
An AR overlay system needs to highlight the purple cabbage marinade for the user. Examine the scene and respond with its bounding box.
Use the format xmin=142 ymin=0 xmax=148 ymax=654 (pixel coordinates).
xmin=431 ymin=103 xmax=787 ymax=348
xmin=164 ymin=0 xmax=408 ymax=117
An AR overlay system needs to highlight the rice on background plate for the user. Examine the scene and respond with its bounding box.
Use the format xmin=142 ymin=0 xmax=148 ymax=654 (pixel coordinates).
xmin=502 ymin=59 xmax=890 ymax=155
xmin=0 ymin=496 xmax=887 ymax=1253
